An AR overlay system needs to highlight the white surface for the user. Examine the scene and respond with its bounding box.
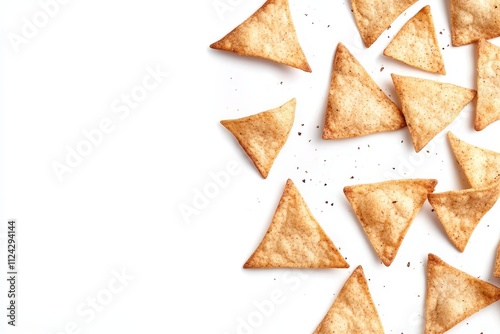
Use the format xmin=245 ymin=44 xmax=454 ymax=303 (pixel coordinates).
xmin=0 ymin=0 xmax=499 ymax=333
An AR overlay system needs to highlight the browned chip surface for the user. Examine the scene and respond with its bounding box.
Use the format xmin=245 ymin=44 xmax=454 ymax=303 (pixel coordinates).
xmin=351 ymin=0 xmax=417 ymax=47
xmin=476 ymin=38 xmax=500 ymax=130
xmin=244 ymin=179 xmax=349 ymax=269
xmin=313 ymin=266 xmax=384 ymax=334
xmin=391 ymin=74 xmax=476 ymax=152
xmin=344 ymin=179 xmax=437 ymax=266
xmin=384 ymin=6 xmax=445 ymax=74
xmin=427 ymin=181 xmax=500 ymax=252
xmin=210 ymin=0 xmax=311 ymax=72
xmin=447 ymin=132 xmax=500 ymax=188
xmin=495 ymin=243 xmax=500 ymax=278
xmin=221 ymin=98 xmax=295 ymax=179
xmin=425 ymin=254 xmax=500 ymax=334
xmin=322 ymin=44 xmax=405 ymax=139
xmin=450 ymin=0 xmax=500 ymax=46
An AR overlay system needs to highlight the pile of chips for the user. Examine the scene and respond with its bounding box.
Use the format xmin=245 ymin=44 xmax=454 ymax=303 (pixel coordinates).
xmin=211 ymin=0 xmax=500 ymax=332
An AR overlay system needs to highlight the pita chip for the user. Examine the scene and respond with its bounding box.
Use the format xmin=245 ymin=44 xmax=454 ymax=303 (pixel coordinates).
xmin=447 ymin=132 xmax=500 ymax=188
xmin=313 ymin=266 xmax=384 ymax=334
xmin=351 ymin=0 xmax=417 ymax=47
xmin=391 ymin=74 xmax=476 ymax=152
xmin=450 ymin=0 xmax=500 ymax=46
xmin=428 ymin=181 xmax=500 ymax=252
xmin=221 ymin=98 xmax=295 ymax=179
xmin=476 ymin=39 xmax=500 ymax=130
xmin=244 ymin=179 xmax=349 ymax=269
xmin=322 ymin=44 xmax=405 ymax=140
xmin=344 ymin=179 xmax=437 ymax=266
xmin=384 ymin=6 xmax=445 ymax=75
xmin=425 ymin=254 xmax=500 ymax=334
xmin=495 ymin=243 xmax=500 ymax=278
xmin=210 ymin=0 xmax=311 ymax=72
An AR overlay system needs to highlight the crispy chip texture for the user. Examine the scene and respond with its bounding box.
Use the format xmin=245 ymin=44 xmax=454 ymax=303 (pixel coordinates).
xmin=344 ymin=179 xmax=437 ymax=266
xmin=450 ymin=0 xmax=500 ymax=46
xmin=351 ymin=0 xmax=417 ymax=47
xmin=210 ymin=0 xmax=311 ymax=72
xmin=495 ymin=243 xmax=500 ymax=278
xmin=384 ymin=6 xmax=445 ymax=74
xmin=244 ymin=179 xmax=349 ymax=269
xmin=391 ymin=74 xmax=476 ymax=152
xmin=447 ymin=132 xmax=500 ymax=188
xmin=427 ymin=181 xmax=500 ymax=252
xmin=221 ymin=99 xmax=295 ymax=179
xmin=425 ymin=254 xmax=500 ymax=334
xmin=313 ymin=266 xmax=384 ymax=334
xmin=322 ymin=44 xmax=405 ymax=140
xmin=476 ymin=39 xmax=500 ymax=130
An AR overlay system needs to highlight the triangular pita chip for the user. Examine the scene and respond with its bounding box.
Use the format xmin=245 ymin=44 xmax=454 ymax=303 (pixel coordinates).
xmin=322 ymin=44 xmax=405 ymax=139
xmin=351 ymin=0 xmax=417 ymax=47
xmin=447 ymin=132 xmax=500 ymax=188
xmin=495 ymin=243 xmax=500 ymax=278
xmin=221 ymin=98 xmax=295 ymax=179
xmin=450 ymin=0 xmax=500 ymax=46
xmin=313 ymin=266 xmax=384 ymax=334
xmin=476 ymin=39 xmax=500 ymax=130
xmin=344 ymin=179 xmax=437 ymax=266
xmin=244 ymin=179 xmax=349 ymax=268
xmin=210 ymin=0 xmax=311 ymax=72
xmin=384 ymin=6 xmax=445 ymax=74
xmin=425 ymin=254 xmax=500 ymax=334
xmin=391 ymin=74 xmax=476 ymax=152
xmin=427 ymin=181 xmax=500 ymax=252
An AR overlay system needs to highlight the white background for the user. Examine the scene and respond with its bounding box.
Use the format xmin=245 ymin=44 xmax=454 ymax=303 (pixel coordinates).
xmin=1 ymin=0 xmax=499 ymax=333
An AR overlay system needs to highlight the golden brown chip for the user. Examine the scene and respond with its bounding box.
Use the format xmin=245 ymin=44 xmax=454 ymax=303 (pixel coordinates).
xmin=351 ymin=0 xmax=417 ymax=47
xmin=425 ymin=254 xmax=500 ymax=334
xmin=427 ymin=181 xmax=500 ymax=252
xmin=313 ymin=266 xmax=384 ymax=334
xmin=244 ymin=179 xmax=349 ymax=269
xmin=210 ymin=0 xmax=311 ymax=72
xmin=344 ymin=179 xmax=437 ymax=266
xmin=476 ymin=38 xmax=500 ymax=130
xmin=384 ymin=6 xmax=445 ymax=74
xmin=221 ymin=99 xmax=295 ymax=179
xmin=322 ymin=44 xmax=405 ymax=140
xmin=447 ymin=132 xmax=500 ymax=188
xmin=450 ymin=0 xmax=500 ymax=46
xmin=495 ymin=243 xmax=500 ymax=278
xmin=391 ymin=74 xmax=476 ymax=152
